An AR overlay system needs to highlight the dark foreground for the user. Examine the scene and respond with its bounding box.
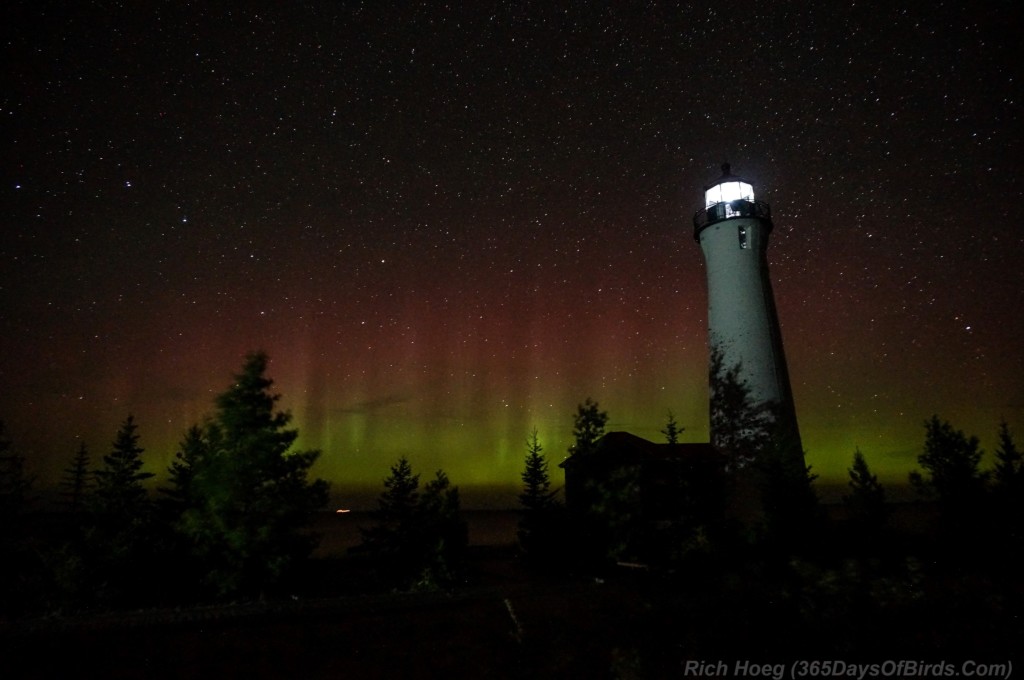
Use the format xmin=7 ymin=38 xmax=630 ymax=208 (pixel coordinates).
xmin=1 ymin=548 xmax=642 ymax=679
xmin=3 ymin=507 xmax=1023 ymax=678
xmin=3 ymin=542 xmax=1022 ymax=679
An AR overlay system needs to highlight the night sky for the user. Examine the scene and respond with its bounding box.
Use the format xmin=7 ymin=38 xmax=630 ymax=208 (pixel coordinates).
xmin=3 ymin=1 xmax=1021 ymax=506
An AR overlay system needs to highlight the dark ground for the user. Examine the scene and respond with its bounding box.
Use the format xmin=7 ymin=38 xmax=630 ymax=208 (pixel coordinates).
xmin=1 ymin=547 xmax=652 ymax=679
xmin=2 ymin=509 xmax=1021 ymax=678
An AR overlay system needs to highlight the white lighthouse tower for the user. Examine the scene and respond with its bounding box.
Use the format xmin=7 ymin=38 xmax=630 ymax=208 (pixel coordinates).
xmin=694 ymin=163 xmax=802 ymax=460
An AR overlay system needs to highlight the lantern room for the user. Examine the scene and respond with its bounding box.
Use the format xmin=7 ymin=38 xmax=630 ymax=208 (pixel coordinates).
xmin=692 ymin=163 xmax=771 ymax=240
xmin=704 ymin=163 xmax=754 ymax=211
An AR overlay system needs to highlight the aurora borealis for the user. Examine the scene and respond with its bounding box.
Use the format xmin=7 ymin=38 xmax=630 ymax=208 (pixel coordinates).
xmin=2 ymin=1 xmax=1021 ymax=507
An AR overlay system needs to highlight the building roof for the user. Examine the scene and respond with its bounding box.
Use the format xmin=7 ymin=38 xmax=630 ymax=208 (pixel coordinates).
xmin=560 ymin=431 xmax=717 ymax=469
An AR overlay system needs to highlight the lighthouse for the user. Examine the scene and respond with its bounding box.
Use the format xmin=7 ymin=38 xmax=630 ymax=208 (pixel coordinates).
xmin=693 ymin=164 xmax=802 ymax=464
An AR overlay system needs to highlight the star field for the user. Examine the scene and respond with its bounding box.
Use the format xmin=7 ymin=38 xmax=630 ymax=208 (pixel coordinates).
xmin=2 ymin=1 xmax=1021 ymax=505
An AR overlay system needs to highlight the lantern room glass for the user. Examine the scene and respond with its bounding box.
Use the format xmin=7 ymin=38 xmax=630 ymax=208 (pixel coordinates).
xmin=705 ymin=180 xmax=754 ymax=209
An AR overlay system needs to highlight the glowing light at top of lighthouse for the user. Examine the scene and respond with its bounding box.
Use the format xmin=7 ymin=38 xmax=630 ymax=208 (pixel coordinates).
xmin=704 ymin=164 xmax=754 ymax=209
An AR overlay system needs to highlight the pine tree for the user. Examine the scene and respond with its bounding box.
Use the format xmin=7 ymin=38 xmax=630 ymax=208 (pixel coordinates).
xmin=361 ymin=457 xmax=420 ymax=570
xmin=992 ymin=420 xmax=1022 ymax=491
xmin=569 ymin=398 xmax=608 ymax=457
xmin=161 ymin=424 xmax=208 ymax=514
xmin=909 ymin=416 xmax=987 ymax=503
xmin=419 ymin=470 xmax=465 ymax=543
xmin=86 ymin=415 xmax=155 ymax=605
xmin=59 ymin=442 xmax=93 ymax=513
xmin=92 ymin=415 xmax=153 ymax=521
xmin=367 ymin=456 xmax=420 ymax=533
xmin=709 ymin=346 xmax=773 ymax=471
xmin=518 ymin=430 xmax=561 ymax=558
xmin=843 ymin=449 xmax=889 ymax=534
xmin=362 ymin=459 xmax=467 ymax=589
xmin=909 ymin=415 xmax=988 ymax=541
xmin=181 ymin=352 xmax=329 ymax=597
xmin=414 ymin=469 xmax=467 ymax=589
xmin=0 ymin=422 xmax=35 ymax=614
xmin=519 ymin=430 xmax=555 ymax=511
xmin=991 ymin=420 xmax=1023 ymax=544
xmin=0 ymin=422 xmax=33 ymax=523
xmin=661 ymin=411 xmax=684 ymax=445
xmin=708 ymin=348 xmax=817 ymax=543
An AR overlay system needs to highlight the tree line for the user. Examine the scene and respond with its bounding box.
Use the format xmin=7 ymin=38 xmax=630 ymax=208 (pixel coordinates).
xmin=1 ymin=352 xmax=329 ymax=614
xmin=511 ymin=349 xmax=1022 ymax=571
xmin=2 ymin=348 xmax=1021 ymax=615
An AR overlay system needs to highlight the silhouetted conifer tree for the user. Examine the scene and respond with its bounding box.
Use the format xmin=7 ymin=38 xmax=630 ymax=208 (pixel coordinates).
xmin=991 ymin=420 xmax=1022 ymax=546
xmin=564 ymin=399 xmax=612 ymax=564
xmin=363 ymin=458 xmax=466 ymax=589
xmin=414 ymin=469 xmax=467 ymax=589
xmin=909 ymin=416 xmax=987 ymax=503
xmin=87 ymin=415 xmax=155 ymax=605
xmin=181 ymin=352 xmax=329 ymax=598
xmin=363 ymin=456 xmax=420 ymax=544
xmin=0 ymin=421 xmax=33 ymax=524
xmin=0 ymin=422 xmax=36 ymax=615
xmin=661 ymin=411 xmax=683 ymax=444
xmin=519 ymin=430 xmax=556 ymax=512
xmin=152 ymin=424 xmax=212 ymax=595
xmin=92 ymin=415 xmax=152 ymax=521
xmin=709 ymin=347 xmax=773 ymax=471
xmin=59 ymin=442 xmax=93 ymax=513
xmin=569 ymin=398 xmax=608 ymax=457
xmin=360 ymin=456 xmax=418 ymax=586
xmin=517 ymin=430 xmax=562 ymax=560
xmin=909 ymin=415 xmax=988 ymax=544
xmin=708 ymin=349 xmax=818 ymax=545
xmin=992 ymin=420 xmax=1022 ymax=492
xmin=161 ymin=424 xmax=208 ymax=515
xmin=843 ymin=449 xmax=890 ymax=542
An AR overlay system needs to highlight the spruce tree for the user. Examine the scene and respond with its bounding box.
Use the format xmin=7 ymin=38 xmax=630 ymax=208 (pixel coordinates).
xmin=161 ymin=424 xmax=208 ymax=515
xmin=844 ymin=449 xmax=889 ymax=535
xmin=362 ymin=459 xmax=467 ymax=589
xmin=708 ymin=348 xmax=817 ymax=544
xmin=361 ymin=456 xmax=420 ymax=582
xmin=182 ymin=352 xmax=329 ymax=597
xmin=0 ymin=422 xmax=35 ymax=614
xmin=414 ymin=470 xmax=467 ymax=589
xmin=158 ymin=424 xmax=211 ymax=591
xmin=709 ymin=346 xmax=773 ymax=471
xmin=60 ymin=442 xmax=93 ymax=513
xmin=661 ymin=411 xmax=683 ymax=445
xmin=0 ymin=421 xmax=33 ymax=524
xmin=519 ymin=430 xmax=555 ymax=511
xmin=991 ymin=420 xmax=1022 ymax=544
xmin=518 ymin=430 xmax=560 ymax=558
xmin=87 ymin=415 xmax=155 ymax=605
xmin=909 ymin=416 xmax=987 ymax=504
xmin=373 ymin=456 xmax=420 ymax=528
xmin=569 ymin=398 xmax=608 ymax=457
xmin=992 ymin=420 xmax=1022 ymax=491
xmin=909 ymin=415 xmax=988 ymax=542
xmin=92 ymin=415 xmax=153 ymax=521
